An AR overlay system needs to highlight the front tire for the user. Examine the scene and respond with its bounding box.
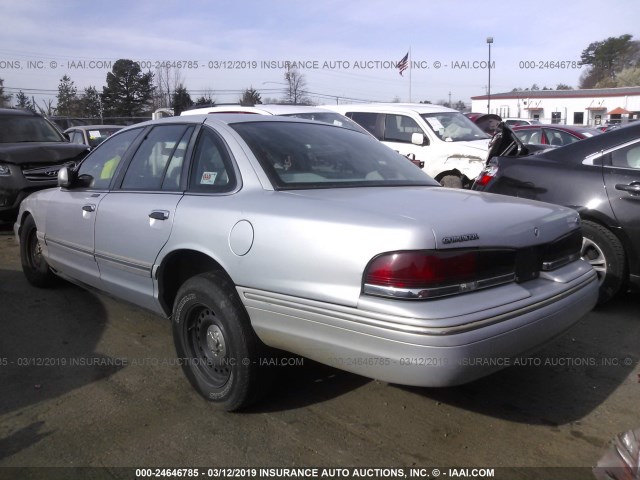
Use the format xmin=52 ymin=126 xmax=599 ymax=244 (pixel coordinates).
xmin=172 ymin=272 xmax=266 ymax=411
xmin=20 ymin=215 xmax=56 ymax=288
xmin=580 ymin=220 xmax=626 ymax=305
xmin=439 ymin=174 xmax=463 ymax=189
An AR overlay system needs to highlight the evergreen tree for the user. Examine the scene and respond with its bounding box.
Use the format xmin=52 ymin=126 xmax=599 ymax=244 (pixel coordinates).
xmin=80 ymin=86 xmax=102 ymax=119
xmin=57 ymin=74 xmax=79 ymax=116
xmin=15 ymin=91 xmax=36 ymax=112
xmin=102 ymin=59 xmax=155 ymax=118
xmin=171 ymin=84 xmax=193 ymax=115
xmin=239 ymin=87 xmax=262 ymax=106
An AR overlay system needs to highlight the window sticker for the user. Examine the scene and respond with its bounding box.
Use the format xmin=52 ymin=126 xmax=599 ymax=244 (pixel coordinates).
xmin=200 ymin=171 xmax=218 ymax=185
xmin=88 ymin=130 xmax=101 ymax=139
xmin=425 ymin=118 xmax=445 ymax=131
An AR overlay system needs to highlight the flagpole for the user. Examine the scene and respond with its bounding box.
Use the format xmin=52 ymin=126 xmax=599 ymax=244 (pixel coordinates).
xmin=409 ymin=47 xmax=412 ymax=102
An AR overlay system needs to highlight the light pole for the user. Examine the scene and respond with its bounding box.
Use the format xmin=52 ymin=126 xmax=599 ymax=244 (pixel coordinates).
xmin=486 ymin=37 xmax=493 ymax=114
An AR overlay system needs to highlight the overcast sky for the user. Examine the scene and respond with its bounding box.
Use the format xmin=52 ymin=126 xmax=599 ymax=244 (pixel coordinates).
xmin=1 ymin=0 xmax=638 ymax=108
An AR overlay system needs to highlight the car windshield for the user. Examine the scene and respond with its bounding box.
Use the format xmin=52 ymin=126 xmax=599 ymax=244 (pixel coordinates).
xmin=86 ymin=128 xmax=122 ymax=147
xmin=231 ymin=121 xmax=437 ymax=189
xmin=0 ymin=115 xmax=66 ymax=143
xmin=279 ymin=112 xmax=369 ymax=134
xmin=420 ymin=112 xmax=489 ymax=142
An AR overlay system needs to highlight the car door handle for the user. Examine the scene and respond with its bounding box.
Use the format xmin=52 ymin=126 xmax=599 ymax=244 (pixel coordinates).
xmin=149 ymin=210 xmax=170 ymax=220
xmin=82 ymin=204 xmax=96 ymax=212
xmin=615 ymin=183 xmax=640 ymax=194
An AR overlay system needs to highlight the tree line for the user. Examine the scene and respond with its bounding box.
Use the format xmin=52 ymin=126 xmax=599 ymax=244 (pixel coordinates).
xmin=1 ymin=34 xmax=638 ymax=118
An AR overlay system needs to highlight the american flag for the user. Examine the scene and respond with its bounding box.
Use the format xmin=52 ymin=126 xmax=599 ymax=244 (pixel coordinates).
xmin=398 ymin=52 xmax=409 ymax=76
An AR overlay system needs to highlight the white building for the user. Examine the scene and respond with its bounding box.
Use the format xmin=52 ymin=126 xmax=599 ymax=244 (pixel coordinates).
xmin=471 ymin=86 xmax=640 ymax=126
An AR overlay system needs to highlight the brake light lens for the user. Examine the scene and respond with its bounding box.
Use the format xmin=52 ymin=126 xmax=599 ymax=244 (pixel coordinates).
xmin=363 ymin=250 xmax=516 ymax=299
xmin=475 ymin=164 xmax=498 ymax=187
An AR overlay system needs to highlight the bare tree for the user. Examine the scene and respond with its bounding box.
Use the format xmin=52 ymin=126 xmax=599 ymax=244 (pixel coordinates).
xmin=282 ymin=66 xmax=310 ymax=104
xmin=37 ymin=99 xmax=56 ymax=117
xmin=154 ymin=65 xmax=184 ymax=109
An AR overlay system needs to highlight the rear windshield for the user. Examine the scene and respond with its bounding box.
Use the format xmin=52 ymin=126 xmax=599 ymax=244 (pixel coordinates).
xmin=0 ymin=115 xmax=65 ymax=143
xmin=231 ymin=121 xmax=437 ymax=189
xmin=420 ymin=112 xmax=489 ymax=142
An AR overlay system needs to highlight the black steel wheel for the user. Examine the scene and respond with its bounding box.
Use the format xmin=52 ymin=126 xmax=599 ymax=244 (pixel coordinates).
xmin=172 ymin=271 xmax=266 ymax=411
xmin=19 ymin=215 xmax=56 ymax=288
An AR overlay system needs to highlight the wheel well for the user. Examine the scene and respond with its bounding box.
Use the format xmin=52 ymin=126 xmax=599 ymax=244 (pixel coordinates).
xmin=16 ymin=210 xmax=33 ymax=237
xmin=433 ymin=169 xmax=462 ymax=182
xmin=580 ymin=215 xmax=636 ymax=278
xmin=157 ymin=250 xmax=233 ymax=316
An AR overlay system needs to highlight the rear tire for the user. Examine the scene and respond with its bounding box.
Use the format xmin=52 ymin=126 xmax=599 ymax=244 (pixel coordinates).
xmin=172 ymin=272 xmax=267 ymax=411
xmin=580 ymin=220 xmax=626 ymax=305
xmin=20 ymin=215 xmax=56 ymax=288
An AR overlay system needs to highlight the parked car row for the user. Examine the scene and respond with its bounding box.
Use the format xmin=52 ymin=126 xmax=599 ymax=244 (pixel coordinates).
xmin=473 ymin=122 xmax=640 ymax=304
xmin=0 ymin=108 xmax=89 ymax=222
xmin=14 ymin=113 xmax=598 ymax=410
xmin=512 ymin=124 xmax=602 ymax=146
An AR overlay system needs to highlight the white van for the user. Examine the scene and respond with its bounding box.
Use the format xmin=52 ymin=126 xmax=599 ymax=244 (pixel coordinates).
xmin=323 ymin=103 xmax=491 ymax=187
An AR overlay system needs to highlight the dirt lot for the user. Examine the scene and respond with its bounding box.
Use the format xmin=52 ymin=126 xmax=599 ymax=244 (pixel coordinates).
xmin=0 ymin=221 xmax=638 ymax=480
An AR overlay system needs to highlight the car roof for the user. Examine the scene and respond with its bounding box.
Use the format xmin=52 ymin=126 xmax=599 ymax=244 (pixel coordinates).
xmin=0 ymin=108 xmax=38 ymax=117
xmin=512 ymin=124 xmax=602 ymax=133
xmin=121 ymin=113 xmax=352 ymax=132
xmin=63 ymin=125 xmax=123 ymax=132
xmin=181 ymin=104 xmax=338 ymax=116
xmin=323 ymin=103 xmax=459 ymax=114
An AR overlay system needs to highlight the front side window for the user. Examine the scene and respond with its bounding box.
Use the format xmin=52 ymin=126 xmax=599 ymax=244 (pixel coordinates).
xmin=76 ymin=128 xmax=142 ymax=189
xmin=421 ymin=112 xmax=489 ymax=142
xmin=121 ymin=125 xmax=193 ymax=190
xmin=545 ymin=129 xmax=578 ymax=146
xmin=383 ymin=114 xmax=423 ymax=143
xmin=232 ymin=121 xmax=436 ymax=189
xmin=514 ymin=128 xmax=542 ymax=144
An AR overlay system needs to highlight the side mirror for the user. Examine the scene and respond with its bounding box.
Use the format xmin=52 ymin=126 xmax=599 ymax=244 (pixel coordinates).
xmin=58 ymin=166 xmax=71 ymax=188
xmin=411 ymin=132 xmax=429 ymax=146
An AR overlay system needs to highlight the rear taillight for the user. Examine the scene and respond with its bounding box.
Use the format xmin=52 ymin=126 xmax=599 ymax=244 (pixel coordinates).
xmin=363 ymin=250 xmax=516 ymax=300
xmin=475 ymin=164 xmax=498 ymax=187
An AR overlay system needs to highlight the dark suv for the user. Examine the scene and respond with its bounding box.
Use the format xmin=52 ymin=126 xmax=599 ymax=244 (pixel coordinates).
xmin=0 ymin=108 xmax=89 ymax=221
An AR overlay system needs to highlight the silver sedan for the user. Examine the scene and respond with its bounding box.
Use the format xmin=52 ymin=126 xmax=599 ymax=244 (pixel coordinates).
xmin=15 ymin=115 xmax=598 ymax=411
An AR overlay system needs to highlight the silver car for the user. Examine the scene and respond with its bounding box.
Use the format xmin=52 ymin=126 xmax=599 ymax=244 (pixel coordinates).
xmin=15 ymin=115 xmax=598 ymax=411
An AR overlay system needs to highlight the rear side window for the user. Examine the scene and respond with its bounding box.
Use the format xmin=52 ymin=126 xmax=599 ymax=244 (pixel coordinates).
xmin=346 ymin=112 xmax=378 ymax=137
xmin=188 ymin=128 xmax=237 ymax=192
xmin=611 ymin=143 xmax=640 ymax=170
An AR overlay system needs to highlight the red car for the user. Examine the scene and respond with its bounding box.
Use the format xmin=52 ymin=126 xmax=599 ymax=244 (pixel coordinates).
xmin=512 ymin=124 xmax=602 ymax=147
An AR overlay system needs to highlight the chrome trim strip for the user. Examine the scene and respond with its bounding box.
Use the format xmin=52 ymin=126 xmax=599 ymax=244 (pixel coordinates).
xmin=363 ymin=272 xmax=516 ymax=299
xmin=241 ymin=272 xmax=597 ymax=336
xmin=542 ymin=253 xmax=580 ymax=271
xmin=45 ymin=236 xmax=93 ymax=257
xmin=94 ymin=250 xmax=152 ymax=276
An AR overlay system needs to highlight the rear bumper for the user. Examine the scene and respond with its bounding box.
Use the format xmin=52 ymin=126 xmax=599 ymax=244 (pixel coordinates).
xmin=240 ymin=266 xmax=598 ymax=387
